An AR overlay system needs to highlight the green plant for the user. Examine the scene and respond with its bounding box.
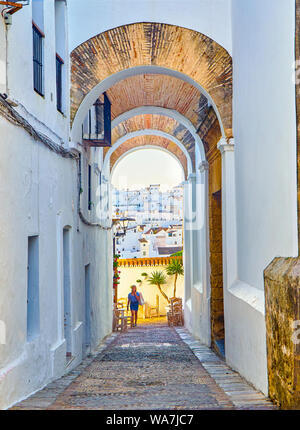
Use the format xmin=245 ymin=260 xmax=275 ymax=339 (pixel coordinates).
xmin=147 ymin=270 xmax=169 ymax=303
xmin=113 ymin=254 xmax=121 ymax=289
xmin=166 ymin=259 xmax=184 ymax=298
xmin=141 ymin=272 xmax=148 ymax=278
xmin=170 ymin=250 xmax=183 ymax=257
xmin=136 ymin=279 xmax=142 ymax=283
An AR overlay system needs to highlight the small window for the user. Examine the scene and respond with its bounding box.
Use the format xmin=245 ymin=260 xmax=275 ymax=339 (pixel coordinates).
xmin=88 ymin=164 xmax=92 ymax=210
xmin=78 ymin=153 xmax=82 ymax=190
xmin=55 ymin=0 xmax=66 ymax=113
xmin=27 ymin=236 xmax=40 ymax=341
xmin=56 ymin=54 xmax=64 ymax=113
xmin=32 ymin=23 xmax=44 ymax=96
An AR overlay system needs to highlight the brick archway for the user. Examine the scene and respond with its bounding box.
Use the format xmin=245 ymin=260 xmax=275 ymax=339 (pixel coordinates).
xmin=111 ymin=114 xmax=196 ymax=170
xmin=71 ymin=22 xmax=232 ymax=138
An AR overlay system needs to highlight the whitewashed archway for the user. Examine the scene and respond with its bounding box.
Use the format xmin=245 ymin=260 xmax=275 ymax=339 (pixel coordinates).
xmin=103 ymin=129 xmax=193 ymax=176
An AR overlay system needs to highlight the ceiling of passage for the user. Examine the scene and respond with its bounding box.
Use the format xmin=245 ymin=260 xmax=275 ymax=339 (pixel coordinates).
xmin=107 ymin=74 xmax=208 ymax=129
xmin=71 ymin=22 xmax=232 ymax=137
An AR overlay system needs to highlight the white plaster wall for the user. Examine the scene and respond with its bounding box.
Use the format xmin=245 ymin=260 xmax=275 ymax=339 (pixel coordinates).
xmin=117 ymin=265 xmax=184 ymax=316
xmin=226 ymin=0 xmax=298 ymax=394
xmin=6 ymin=0 xmax=69 ymax=144
xmin=183 ymin=177 xmax=193 ymax=333
xmin=68 ymin=0 xmax=232 ymax=53
xmin=0 ymin=117 xmax=112 ymax=409
xmin=232 ymin=0 xmax=298 ymax=291
xmin=190 ymin=146 xmax=210 ymax=346
xmin=0 ymin=2 xmax=113 ymax=408
xmin=0 ymin=117 xmax=75 ymax=407
xmin=0 ymin=7 xmax=6 ymax=94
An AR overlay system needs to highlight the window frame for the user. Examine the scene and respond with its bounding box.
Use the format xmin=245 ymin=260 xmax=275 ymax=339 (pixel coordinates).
xmin=56 ymin=53 xmax=64 ymax=114
xmin=88 ymin=164 xmax=92 ymax=211
xmin=32 ymin=21 xmax=45 ymax=97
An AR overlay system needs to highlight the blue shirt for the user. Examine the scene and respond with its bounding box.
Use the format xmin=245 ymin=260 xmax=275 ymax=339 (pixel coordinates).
xmin=128 ymin=292 xmax=140 ymax=303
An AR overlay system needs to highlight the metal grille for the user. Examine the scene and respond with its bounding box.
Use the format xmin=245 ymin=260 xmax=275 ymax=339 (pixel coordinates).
xmin=78 ymin=154 xmax=82 ymax=190
xmin=33 ymin=24 xmax=44 ymax=96
xmin=88 ymin=164 xmax=92 ymax=211
xmin=56 ymin=55 xmax=63 ymax=113
xmin=82 ymin=93 xmax=111 ymax=147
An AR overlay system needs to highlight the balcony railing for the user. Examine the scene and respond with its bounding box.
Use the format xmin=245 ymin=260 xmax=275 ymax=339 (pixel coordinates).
xmin=82 ymin=93 xmax=111 ymax=147
xmin=118 ymin=255 xmax=182 ymax=267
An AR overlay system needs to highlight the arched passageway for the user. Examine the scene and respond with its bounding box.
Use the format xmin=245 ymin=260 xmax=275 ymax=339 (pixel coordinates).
xmin=71 ymin=22 xmax=232 ymax=356
xmin=70 ymin=23 xmax=232 ymax=136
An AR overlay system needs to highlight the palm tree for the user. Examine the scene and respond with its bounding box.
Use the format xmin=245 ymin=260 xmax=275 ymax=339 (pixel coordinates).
xmin=147 ymin=270 xmax=169 ymax=303
xmin=166 ymin=259 xmax=184 ymax=298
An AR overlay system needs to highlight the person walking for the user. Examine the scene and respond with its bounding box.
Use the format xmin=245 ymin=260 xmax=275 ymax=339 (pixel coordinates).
xmin=127 ymin=285 xmax=143 ymax=327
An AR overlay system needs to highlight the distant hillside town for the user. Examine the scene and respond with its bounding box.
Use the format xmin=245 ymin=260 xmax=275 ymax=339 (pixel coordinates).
xmin=112 ymin=184 xmax=184 ymax=258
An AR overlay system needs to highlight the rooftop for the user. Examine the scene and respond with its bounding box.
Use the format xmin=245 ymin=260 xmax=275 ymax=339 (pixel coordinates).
xmin=138 ymin=238 xmax=148 ymax=243
xmin=157 ymin=246 xmax=183 ymax=256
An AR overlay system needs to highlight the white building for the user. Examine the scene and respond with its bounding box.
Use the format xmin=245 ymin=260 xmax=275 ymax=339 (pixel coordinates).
xmin=115 ymin=224 xmax=183 ymax=258
xmin=112 ymin=184 xmax=183 ymax=258
xmin=112 ymin=184 xmax=183 ymax=223
xmin=115 ymin=224 xmax=143 ymax=258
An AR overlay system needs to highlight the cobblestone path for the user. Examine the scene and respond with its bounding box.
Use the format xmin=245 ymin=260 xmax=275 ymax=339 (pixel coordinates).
xmin=12 ymin=322 xmax=275 ymax=410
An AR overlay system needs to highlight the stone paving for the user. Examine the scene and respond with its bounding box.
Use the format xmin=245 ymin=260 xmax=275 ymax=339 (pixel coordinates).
xmin=11 ymin=320 xmax=276 ymax=410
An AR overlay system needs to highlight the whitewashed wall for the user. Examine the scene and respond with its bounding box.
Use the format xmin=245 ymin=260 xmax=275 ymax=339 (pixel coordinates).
xmin=7 ymin=1 xmax=69 ymax=144
xmin=189 ymin=144 xmax=210 ymax=346
xmin=0 ymin=1 xmax=112 ymax=409
xmin=0 ymin=6 xmax=6 ymax=94
xmin=227 ymin=0 xmax=298 ymax=394
xmin=68 ymin=0 xmax=232 ymax=53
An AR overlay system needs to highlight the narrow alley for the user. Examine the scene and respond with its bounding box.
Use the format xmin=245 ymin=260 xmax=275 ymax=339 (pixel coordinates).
xmin=12 ymin=320 xmax=275 ymax=410
xmin=1 ymin=0 xmax=300 ymax=411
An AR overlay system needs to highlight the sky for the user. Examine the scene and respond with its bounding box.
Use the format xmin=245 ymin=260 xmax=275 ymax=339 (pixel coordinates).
xmin=111 ymin=149 xmax=184 ymax=191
